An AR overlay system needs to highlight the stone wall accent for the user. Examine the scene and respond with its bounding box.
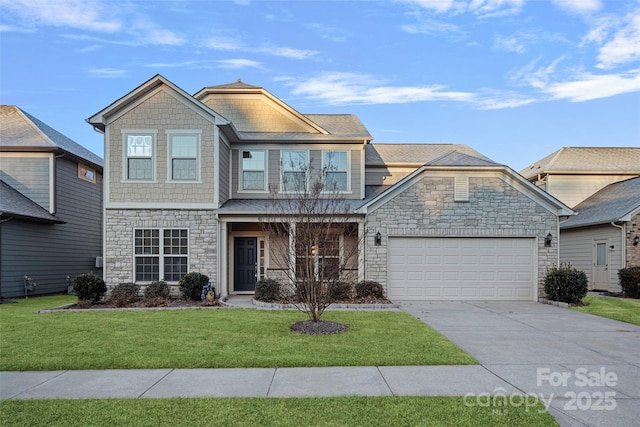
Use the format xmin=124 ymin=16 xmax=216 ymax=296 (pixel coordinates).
xmin=104 ymin=209 xmax=217 ymax=289
xmin=626 ymin=213 xmax=640 ymax=267
xmin=109 ymin=89 xmax=216 ymax=204
xmin=365 ymin=174 xmax=559 ymax=299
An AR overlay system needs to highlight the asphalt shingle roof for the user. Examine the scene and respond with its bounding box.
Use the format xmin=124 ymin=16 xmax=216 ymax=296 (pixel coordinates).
xmin=520 ymin=147 xmax=640 ymax=179
xmin=561 ymin=177 xmax=640 ymax=229
xmin=365 ymin=144 xmax=492 ymax=166
xmin=0 ymin=180 xmax=63 ymax=223
xmin=1 ymin=106 xmax=103 ymax=168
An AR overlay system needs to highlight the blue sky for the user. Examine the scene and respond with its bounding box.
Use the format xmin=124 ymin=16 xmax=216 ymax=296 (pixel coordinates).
xmin=1 ymin=0 xmax=639 ymax=171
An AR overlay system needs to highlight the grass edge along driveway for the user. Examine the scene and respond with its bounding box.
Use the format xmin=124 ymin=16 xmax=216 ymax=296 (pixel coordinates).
xmin=0 ymin=396 xmax=558 ymax=427
xmin=572 ymin=296 xmax=640 ymax=326
xmin=0 ymin=295 xmax=477 ymax=371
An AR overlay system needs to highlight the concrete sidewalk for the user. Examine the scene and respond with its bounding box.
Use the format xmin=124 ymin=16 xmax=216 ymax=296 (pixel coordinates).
xmin=1 ymin=365 xmax=516 ymax=399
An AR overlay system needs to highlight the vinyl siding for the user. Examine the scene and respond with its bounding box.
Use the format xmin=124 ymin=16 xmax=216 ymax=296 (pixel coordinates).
xmin=0 ymin=157 xmax=103 ymax=298
xmin=365 ymin=167 xmax=419 ymax=186
xmin=560 ymin=225 xmax=623 ymax=292
xmin=548 ymin=175 xmax=635 ymax=208
xmin=0 ymin=154 xmax=52 ymax=211
xmin=219 ymin=139 xmax=230 ymax=204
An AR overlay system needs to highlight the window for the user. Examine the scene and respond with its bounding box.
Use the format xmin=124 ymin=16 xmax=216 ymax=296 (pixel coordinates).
xmin=125 ymin=133 xmax=155 ymax=180
xmin=134 ymin=229 xmax=188 ymax=282
xmin=324 ymin=151 xmax=348 ymax=191
xmin=168 ymin=131 xmax=200 ymax=181
xmin=281 ymin=150 xmax=308 ymax=192
xmin=78 ymin=164 xmax=96 ymax=183
xmin=295 ymin=233 xmax=340 ymax=281
xmin=241 ymin=150 xmax=266 ymax=191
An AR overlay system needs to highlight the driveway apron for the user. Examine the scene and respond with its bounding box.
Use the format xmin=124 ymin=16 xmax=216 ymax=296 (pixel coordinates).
xmin=398 ymin=301 xmax=640 ymax=427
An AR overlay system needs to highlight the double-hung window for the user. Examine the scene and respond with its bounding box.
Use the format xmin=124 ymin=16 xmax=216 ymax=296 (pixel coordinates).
xmin=125 ymin=132 xmax=156 ymax=180
xmin=281 ymin=150 xmax=308 ymax=192
xmin=241 ymin=150 xmax=266 ymax=191
xmin=168 ymin=131 xmax=200 ymax=181
xmin=134 ymin=229 xmax=188 ymax=282
xmin=295 ymin=233 xmax=341 ymax=282
xmin=324 ymin=151 xmax=348 ymax=191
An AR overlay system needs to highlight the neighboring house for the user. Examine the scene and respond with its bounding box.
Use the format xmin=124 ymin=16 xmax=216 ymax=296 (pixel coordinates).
xmin=0 ymin=106 xmax=103 ymax=298
xmin=522 ymin=147 xmax=640 ymax=292
xmin=559 ymin=177 xmax=640 ymax=292
xmin=520 ymin=147 xmax=640 ymax=208
xmin=87 ymin=75 xmax=572 ymax=301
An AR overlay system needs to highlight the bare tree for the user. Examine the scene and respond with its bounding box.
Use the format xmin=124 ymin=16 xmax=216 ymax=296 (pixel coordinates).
xmin=261 ymin=154 xmax=361 ymax=323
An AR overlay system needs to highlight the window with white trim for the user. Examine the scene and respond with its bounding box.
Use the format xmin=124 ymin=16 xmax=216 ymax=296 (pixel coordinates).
xmin=281 ymin=150 xmax=308 ymax=192
xmin=125 ymin=133 xmax=155 ymax=180
xmin=134 ymin=229 xmax=188 ymax=282
xmin=241 ymin=150 xmax=266 ymax=191
xmin=168 ymin=131 xmax=200 ymax=181
xmin=295 ymin=233 xmax=341 ymax=282
xmin=323 ymin=151 xmax=348 ymax=191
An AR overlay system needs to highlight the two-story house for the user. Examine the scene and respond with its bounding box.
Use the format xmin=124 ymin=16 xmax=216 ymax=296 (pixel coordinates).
xmin=88 ymin=75 xmax=572 ymax=301
xmin=0 ymin=106 xmax=103 ymax=298
xmin=521 ymin=147 xmax=640 ymax=292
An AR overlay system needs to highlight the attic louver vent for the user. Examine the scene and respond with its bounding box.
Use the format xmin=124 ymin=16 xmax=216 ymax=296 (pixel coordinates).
xmin=454 ymin=176 xmax=469 ymax=202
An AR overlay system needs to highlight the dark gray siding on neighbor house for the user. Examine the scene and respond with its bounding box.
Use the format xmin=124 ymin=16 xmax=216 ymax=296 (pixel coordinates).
xmin=0 ymin=157 xmax=103 ymax=298
xmin=0 ymin=156 xmax=51 ymax=211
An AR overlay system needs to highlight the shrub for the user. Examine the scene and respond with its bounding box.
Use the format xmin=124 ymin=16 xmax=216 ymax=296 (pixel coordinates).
xmin=254 ymin=278 xmax=281 ymax=302
xmin=618 ymin=266 xmax=640 ymax=299
xmin=109 ymin=283 xmax=139 ymax=307
xmin=72 ymin=272 xmax=106 ymax=303
xmin=355 ymin=280 xmax=385 ymax=299
xmin=179 ymin=272 xmax=209 ymax=301
xmin=330 ymin=281 xmax=353 ymax=301
xmin=544 ymin=263 xmax=588 ymax=304
xmin=144 ymin=280 xmax=170 ymax=301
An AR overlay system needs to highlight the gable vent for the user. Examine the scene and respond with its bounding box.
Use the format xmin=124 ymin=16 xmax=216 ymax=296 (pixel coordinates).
xmin=454 ymin=176 xmax=469 ymax=202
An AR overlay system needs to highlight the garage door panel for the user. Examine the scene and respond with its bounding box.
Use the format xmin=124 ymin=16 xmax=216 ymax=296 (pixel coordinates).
xmin=388 ymin=237 xmax=535 ymax=301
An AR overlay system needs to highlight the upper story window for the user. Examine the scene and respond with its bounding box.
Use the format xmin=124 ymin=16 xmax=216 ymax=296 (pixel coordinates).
xmin=124 ymin=131 xmax=156 ymax=181
xmin=323 ymin=151 xmax=349 ymax=192
xmin=241 ymin=150 xmax=266 ymax=191
xmin=167 ymin=130 xmax=201 ymax=181
xmin=281 ymin=150 xmax=308 ymax=192
xmin=78 ymin=164 xmax=96 ymax=183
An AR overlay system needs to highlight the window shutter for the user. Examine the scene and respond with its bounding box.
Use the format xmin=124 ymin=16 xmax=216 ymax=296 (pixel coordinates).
xmin=455 ymin=176 xmax=469 ymax=201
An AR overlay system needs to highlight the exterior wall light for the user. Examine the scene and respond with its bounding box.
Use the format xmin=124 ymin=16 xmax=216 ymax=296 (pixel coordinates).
xmin=634 ymin=236 xmax=639 ymax=246
xmin=544 ymin=233 xmax=552 ymax=247
xmin=375 ymin=231 xmax=382 ymax=246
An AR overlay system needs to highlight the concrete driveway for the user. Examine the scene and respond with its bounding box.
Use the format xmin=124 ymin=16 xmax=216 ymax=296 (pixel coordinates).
xmin=398 ymin=300 xmax=640 ymax=427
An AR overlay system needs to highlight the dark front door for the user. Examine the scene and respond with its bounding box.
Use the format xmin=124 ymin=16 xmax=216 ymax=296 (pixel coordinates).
xmin=234 ymin=237 xmax=257 ymax=292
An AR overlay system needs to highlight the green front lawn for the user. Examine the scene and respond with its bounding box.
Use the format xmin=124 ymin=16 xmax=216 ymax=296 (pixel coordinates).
xmin=572 ymin=296 xmax=640 ymax=326
xmin=0 ymin=396 xmax=557 ymax=427
xmin=0 ymin=296 xmax=476 ymax=370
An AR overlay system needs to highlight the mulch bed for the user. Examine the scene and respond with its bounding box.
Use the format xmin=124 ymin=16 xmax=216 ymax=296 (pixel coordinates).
xmin=71 ymin=298 xmax=223 ymax=309
xmin=290 ymin=320 xmax=349 ymax=335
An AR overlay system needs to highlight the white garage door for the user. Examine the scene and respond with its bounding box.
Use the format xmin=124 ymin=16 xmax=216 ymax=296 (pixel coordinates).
xmin=388 ymin=237 xmax=535 ymax=301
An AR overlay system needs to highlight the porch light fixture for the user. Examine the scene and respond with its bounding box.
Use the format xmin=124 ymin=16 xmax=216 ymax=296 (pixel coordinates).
xmin=375 ymin=231 xmax=382 ymax=246
xmin=544 ymin=233 xmax=552 ymax=247
xmin=634 ymin=236 xmax=639 ymax=246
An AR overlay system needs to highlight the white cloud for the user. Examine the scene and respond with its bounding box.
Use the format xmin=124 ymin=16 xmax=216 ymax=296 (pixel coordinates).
xmin=88 ymin=68 xmax=127 ymax=78
xmin=543 ymin=70 xmax=640 ymax=101
xmin=494 ymin=34 xmax=527 ymax=53
xmin=596 ymin=10 xmax=640 ymax=69
xmin=261 ymin=46 xmax=318 ymax=59
xmin=204 ymin=36 xmax=244 ymax=51
xmin=550 ymin=0 xmax=602 ymax=15
xmin=398 ymin=0 xmax=523 ymax=18
xmin=286 ymin=72 xmax=473 ymax=105
xmin=217 ymin=59 xmax=262 ymax=69
xmin=0 ymin=0 xmax=121 ymax=32
xmin=204 ymin=36 xmax=317 ymax=60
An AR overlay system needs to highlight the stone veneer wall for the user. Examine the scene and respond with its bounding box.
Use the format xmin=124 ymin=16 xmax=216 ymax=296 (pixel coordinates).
xmin=365 ymin=175 xmax=559 ymax=299
xmin=626 ymin=213 xmax=640 ymax=267
xmin=105 ymin=209 xmax=217 ymax=289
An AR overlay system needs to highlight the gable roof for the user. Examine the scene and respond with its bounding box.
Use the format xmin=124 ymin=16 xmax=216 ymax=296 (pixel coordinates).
xmin=561 ymin=177 xmax=640 ymax=229
xmin=0 ymin=106 xmax=103 ymax=169
xmin=87 ymin=74 xmax=229 ymax=133
xmin=365 ymin=144 xmax=491 ymax=166
xmin=520 ymin=147 xmax=640 ymax=179
xmin=0 ymin=180 xmax=64 ymax=224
